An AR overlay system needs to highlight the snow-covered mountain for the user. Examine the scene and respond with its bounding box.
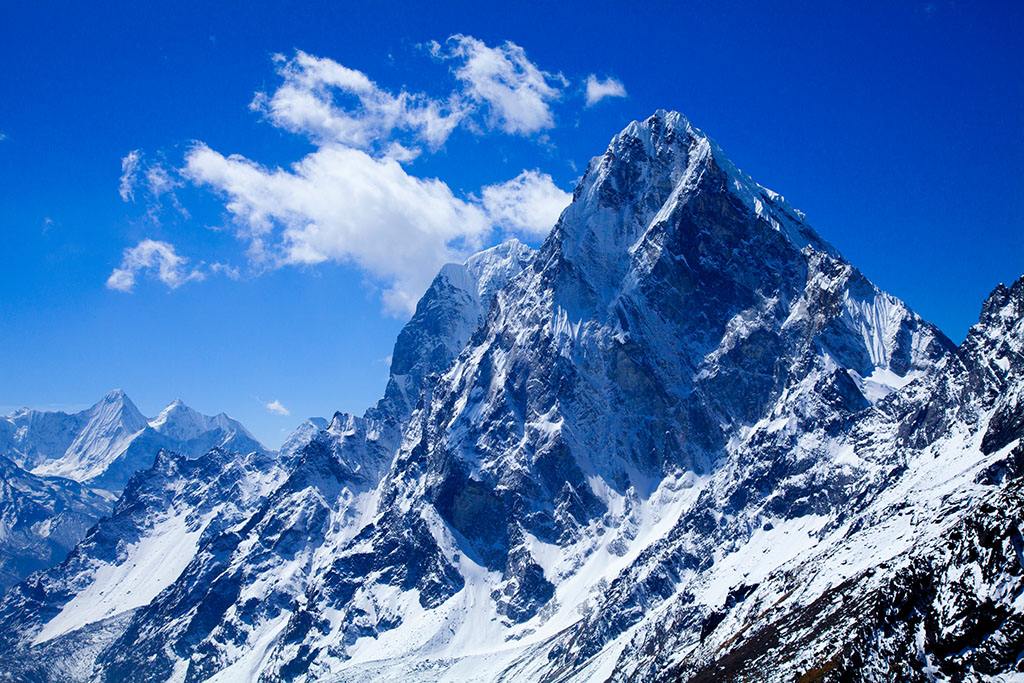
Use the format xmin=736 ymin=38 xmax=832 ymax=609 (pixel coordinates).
xmin=1 ymin=391 xmax=264 ymax=491
xmin=0 ymin=111 xmax=1020 ymax=682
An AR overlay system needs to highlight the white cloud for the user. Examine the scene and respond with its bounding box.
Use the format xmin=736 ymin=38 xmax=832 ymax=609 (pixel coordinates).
xmin=440 ymin=35 xmax=566 ymax=135
xmin=119 ymin=151 xmax=187 ymax=222
xmin=119 ymin=150 xmax=142 ymax=201
xmin=584 ymin=75 xmax=627 ymax=106
xmin=481 ymin=170 xmax=571 ymax=237
xmin=106 ymin=239 xmax=205 ymax=292
xmin=151 ymin=40 xmax=585 ymax=314
xmin=145 ymin=164 xmax=181 ymax=197
xmin=251 ymin=50 xmax=465 ymax=152
xmin=184 ymin=143 xmax=492 ymax=315
xmin=265 ymin=399 xmax=290 ymax=416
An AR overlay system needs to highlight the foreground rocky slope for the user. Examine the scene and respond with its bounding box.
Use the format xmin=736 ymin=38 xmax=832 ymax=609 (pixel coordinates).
xmin=0 ymin=456 xmax=111 ymax=591
xmin=0 ymin=111 xmax=1019 ymax=682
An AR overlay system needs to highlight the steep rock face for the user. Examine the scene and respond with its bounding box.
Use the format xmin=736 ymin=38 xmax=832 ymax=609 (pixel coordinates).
xmin=0 ymin=457 xmax=112 ymax=592
xmin=608 ymin=274 xmax=1024 ymax=683
xmin=378 ymin=238 xmax=536 ymax=423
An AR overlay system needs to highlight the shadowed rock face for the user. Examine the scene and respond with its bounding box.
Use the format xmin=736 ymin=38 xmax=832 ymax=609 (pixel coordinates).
xmin=382 ymin=111 xmax=952 ymax=626
xmin=1 ymin=112 xmax=1018 ymax=683
xmin=599 ymin=273 xmax=1024 ymax=683
xmin=0 ymin=456 xmax=112 ymax=592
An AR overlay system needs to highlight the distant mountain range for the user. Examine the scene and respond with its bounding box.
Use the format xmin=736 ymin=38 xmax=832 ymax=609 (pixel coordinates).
xmin=0 ymin=392 xmax=264 ymax=590
xmin=0 ymin=111 xmax=1020 ymax=681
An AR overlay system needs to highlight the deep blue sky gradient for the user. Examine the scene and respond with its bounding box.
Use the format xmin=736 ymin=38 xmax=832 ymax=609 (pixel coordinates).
xmin=1 ymin=1 xmax=1021 ymax=446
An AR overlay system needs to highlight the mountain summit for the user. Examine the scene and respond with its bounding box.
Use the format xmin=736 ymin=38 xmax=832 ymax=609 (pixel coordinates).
xmin=1 ymin=112 xmax=1019 ymax=682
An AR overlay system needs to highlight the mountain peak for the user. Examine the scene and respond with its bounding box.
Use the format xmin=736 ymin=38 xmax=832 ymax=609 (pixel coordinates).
xmin=148 ymin=400 xmax=255 ymax=444
xmin=549 ymin=112 xmax=835 ymax=316
xmin=378 ymin=238 xmax=536 ymax=421
xmin=978 ymin=274 xmax=1024 ymax=333
xmin=87 ymin=389 xmax=146 ymax=431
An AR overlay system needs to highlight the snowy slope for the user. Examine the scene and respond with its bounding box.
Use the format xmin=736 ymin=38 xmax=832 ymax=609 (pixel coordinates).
xmin=0 ymin=447 xmax=285 ymax=680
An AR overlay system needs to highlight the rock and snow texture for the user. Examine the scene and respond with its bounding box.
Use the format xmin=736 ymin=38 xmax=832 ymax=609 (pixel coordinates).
xmin=0 ymin=111 xmax=1020 ymax=682
xmin=0 ymin=456 xmax=112 ymax=591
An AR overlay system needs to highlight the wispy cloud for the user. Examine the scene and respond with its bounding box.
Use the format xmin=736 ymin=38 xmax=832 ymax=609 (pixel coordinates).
xmin=584 ymin=75 xmax=627 ymax=106
xmin=119 ymin=150 xmax=142 ymax=202
xmin=106 ymin=239 xmax=205 ymax=292
xmin=265 ymin=399 xmax=290 ymax=416
xmin=119 ymin=149 xmax=188 ymax=223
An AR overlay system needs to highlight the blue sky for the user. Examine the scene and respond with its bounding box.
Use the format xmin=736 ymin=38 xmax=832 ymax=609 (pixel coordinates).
xmin=1 ymin=1 xmax=1021 ymax=447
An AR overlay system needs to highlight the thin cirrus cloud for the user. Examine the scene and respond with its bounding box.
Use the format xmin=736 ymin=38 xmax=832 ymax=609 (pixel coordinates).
xmin=118 ymin=150 xmax=141 ymax=202
xmin=265 ymin=399 xmax=290 ymax=416
xmin=110 ymin=35 xmax=589 ymax=314
xmin=584 ymin=74 xmax=627 ymax=106
xmin=118 ymin=149 xmax=189 ymax=225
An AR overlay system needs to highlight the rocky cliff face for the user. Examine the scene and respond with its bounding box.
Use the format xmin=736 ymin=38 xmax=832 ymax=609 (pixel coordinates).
xmin=614 ymin=275 xmax=1024 ymax=682
xmin=0 ymin=456 xmax=111 ymax=592
xmin=0 ymin=112 xmax=1017 ymax=682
